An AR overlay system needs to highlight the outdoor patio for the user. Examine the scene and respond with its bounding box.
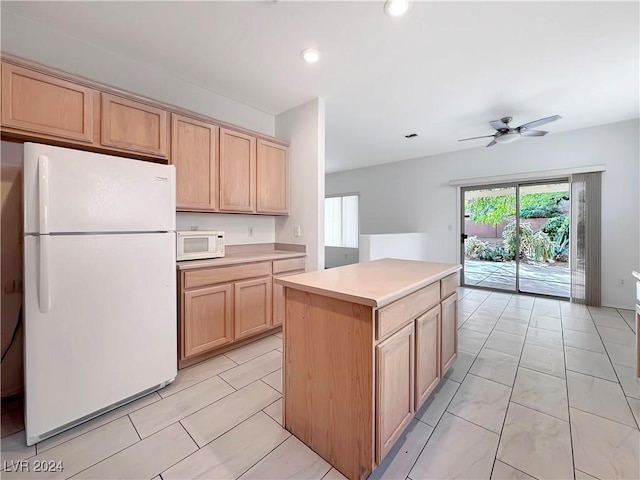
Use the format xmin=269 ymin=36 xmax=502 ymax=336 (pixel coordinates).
xmin=464 ymin=259 xmax=570 ymax=297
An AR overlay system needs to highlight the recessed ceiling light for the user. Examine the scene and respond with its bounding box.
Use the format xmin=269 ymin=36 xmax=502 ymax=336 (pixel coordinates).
xmin=301 ymin=48 xmax=321 ymax=63
xmin=384 ymin=0 xmax=411 ymax=17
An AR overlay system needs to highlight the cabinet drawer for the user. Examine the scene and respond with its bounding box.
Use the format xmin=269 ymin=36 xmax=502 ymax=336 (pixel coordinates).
xmin=377 ymin=282 xmax=439 ymax=341
xmin=273 ymin=257 xmax=305 ymax=274
xmin=184 ymin=262 xmax=272 ymax=289
xmin=440 ymin=272 xmax=459 ymax=300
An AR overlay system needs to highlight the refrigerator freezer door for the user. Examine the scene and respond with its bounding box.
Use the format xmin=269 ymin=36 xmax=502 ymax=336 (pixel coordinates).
xmin=24 ymin=143 xmax=175 ymax=234
xmin=23 ymin=232 xmax=177 ymax=445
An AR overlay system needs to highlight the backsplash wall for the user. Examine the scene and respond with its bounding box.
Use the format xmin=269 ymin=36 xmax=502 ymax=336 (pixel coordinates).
xmin=176 ymin=213 xmax=275 ymax=245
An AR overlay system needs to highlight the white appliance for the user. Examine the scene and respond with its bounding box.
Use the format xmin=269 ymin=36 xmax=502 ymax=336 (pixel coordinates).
xmin=176 ymin=231 xmax=225 ymax=261
xmin=23 ymin=143 xmax=177 ymax=446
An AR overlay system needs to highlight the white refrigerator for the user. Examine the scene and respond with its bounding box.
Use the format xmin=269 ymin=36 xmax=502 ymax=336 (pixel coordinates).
xmin=23 ymin=143 xmax=177 ymax=446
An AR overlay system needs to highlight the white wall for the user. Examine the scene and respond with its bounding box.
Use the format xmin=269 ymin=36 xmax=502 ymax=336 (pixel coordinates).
xmin=0 ymin=11 xmax=274 ymax=135
xmin=275 ymin=98 xmax=325 ymax=271
xmin=327 ymin=119 xmax=640 ymax=309
xmin=176 ymin=213 xmax=274 ymax=246
xmin=360 ymin=233 xmax=428 ymax=262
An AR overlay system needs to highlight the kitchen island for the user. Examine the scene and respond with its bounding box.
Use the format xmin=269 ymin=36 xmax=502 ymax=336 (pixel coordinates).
xmin=276 ymin=259 xmax=461 ymax=480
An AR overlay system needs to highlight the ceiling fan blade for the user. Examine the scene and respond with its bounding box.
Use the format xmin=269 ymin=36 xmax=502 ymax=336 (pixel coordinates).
xmin=520 ymin=130 xmax=548 ymax=137
xmin=458 ymin=135 xmax=495 ymax=142
xmin=517 ymin=115 xmax=561 ymax=130
xmin=486 ymin=139 xmax=497 ymax=147
xmin=490 ymin=119 xmax=506 ymax=130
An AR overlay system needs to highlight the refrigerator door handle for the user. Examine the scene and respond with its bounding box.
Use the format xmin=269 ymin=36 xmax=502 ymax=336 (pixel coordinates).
xmin=39 ymin=235 xmax=51 ymax=313
xmin=38 ymin=155 xmax=50 ymax=234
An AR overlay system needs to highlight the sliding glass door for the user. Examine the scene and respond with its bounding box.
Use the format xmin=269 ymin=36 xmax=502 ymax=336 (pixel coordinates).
xmin=461 ymin=180 xmax=570 ymax=298
xmin=462 ymin=185 xmax=517 ymax=292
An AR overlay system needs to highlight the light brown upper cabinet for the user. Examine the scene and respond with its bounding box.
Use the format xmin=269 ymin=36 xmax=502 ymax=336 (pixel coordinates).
xmin=1 ymin=62 xmax=96 ymax=143
xmin=219 ymin=128 xmax=256 ymax=213
xmin=101 ymin=93 xmax=168 ymax=159
xmin=171 ymin=114 xmax=219 ymax=211
xmin=257 ymin=139 xmax=289 ymax=214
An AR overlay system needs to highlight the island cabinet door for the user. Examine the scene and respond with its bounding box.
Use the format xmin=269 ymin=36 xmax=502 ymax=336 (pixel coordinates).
xmin=183 ymin=284 xmax=233 ymax=360
xmin=441 ymin=293 xmax=458 ymax=374
xmin=234 ymin=277 xmax=272 ymax=339
xmin=376 ymin=322 xmax=415 ymax=463
xmin=415 ymin=305 xmax=441 ymax=409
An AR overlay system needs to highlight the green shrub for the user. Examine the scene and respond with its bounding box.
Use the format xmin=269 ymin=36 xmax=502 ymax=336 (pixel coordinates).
xmin=502 ymin=220 xmax=555 ymax=262
xmin=478 ymin=245 xmax=512 ymax=262
xmin=464 ymin=236 xmax=513 ymax=262
xmin=542 ymin=216 xmax=570 ymax=261
xmin=542 ymin=216 xmax=569 ymax=242
xmin=464 ymin=236 xmax=486 ymax=259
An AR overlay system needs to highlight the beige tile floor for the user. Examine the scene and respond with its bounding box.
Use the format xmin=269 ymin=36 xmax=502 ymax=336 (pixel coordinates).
xmin=1 ymin=288 xmax=639 ymax=480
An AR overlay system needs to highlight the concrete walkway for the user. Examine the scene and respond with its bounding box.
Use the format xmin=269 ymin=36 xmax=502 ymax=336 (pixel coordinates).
xmin=463 ymin=259 xmax=570 ymax=298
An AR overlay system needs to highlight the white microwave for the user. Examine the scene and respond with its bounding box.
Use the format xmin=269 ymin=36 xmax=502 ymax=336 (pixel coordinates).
xmin=176 ymin=231 xmax=225 ymax=261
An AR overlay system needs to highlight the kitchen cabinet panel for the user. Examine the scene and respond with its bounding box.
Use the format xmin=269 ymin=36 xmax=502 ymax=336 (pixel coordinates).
xmin=101 ymin=93 xmax=168 ymax=158
xmin=272 ymin=269 xmax=305 ymax=327
xmin=415 ymin=305 xmax=441 ymax=409
xmin=1 ymin=62 xmax=96 ymax=143
xmin=256 ymin=139 xmax=288 ymax=214
xmin=219 ymin=128 xmax=256 ymax=212
xmin=171 ymin=114 xmax=218 ymax=211
xmin=183 ymin=284 xmax=233 ymax=359
xmin=234 ymin=277 xmax=272 ymax=340
xmin=441 ymin=292 xmax=458 ymax=374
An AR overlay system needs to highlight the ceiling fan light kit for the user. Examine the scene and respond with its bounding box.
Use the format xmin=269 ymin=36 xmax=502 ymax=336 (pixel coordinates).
xmin=384 ymin=0 xmax=411 ymax=17
xmin=459 ymin=114 xmax=562 ymax=147
xmin=494 ymin=132 xmax=520 ymax=144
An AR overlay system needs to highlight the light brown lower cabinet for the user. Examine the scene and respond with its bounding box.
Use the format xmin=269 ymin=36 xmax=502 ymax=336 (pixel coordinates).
xmin=178 ymin=256 xmax=304 ymax=368
xmin=441 ymin=292 xmax=458 ymax=373
xmin=183 ymin=284 xmax=233 ymax=358
xmin=376 ymin=322 xmax=415 ymax=462
xmin=415 ymin=305 xmax=441 ymax=408
xmin=234 ymin=276 xmax=272 ymax=340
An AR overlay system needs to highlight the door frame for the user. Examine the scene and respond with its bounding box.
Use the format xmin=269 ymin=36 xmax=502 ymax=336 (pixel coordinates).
xmin=460 ymin=178 xmax=570 ymax=298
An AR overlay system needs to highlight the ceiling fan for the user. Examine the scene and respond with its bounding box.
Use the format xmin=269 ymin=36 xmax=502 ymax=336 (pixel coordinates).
xmin=459 ymin=115 xmax=562 ymax=147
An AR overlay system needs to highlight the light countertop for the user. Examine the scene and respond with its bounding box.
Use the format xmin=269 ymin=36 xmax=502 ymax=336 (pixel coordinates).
xmin=275 ymin=258 xmax=461 ymax=308
xmin=177 ymin=244 xmax=305 ymax=270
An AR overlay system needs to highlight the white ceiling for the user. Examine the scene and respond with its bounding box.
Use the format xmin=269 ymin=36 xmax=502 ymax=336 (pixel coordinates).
xmin=3 ymin=1 xmax=638 ymax=173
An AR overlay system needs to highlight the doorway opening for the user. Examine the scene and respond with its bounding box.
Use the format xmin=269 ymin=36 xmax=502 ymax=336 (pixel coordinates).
xmin=461 ymin=180 xmax=570 ymax=298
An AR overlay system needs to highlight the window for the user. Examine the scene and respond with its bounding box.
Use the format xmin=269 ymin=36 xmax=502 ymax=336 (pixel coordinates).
xmin=325 ymin=194 xmax=359 ymax=248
